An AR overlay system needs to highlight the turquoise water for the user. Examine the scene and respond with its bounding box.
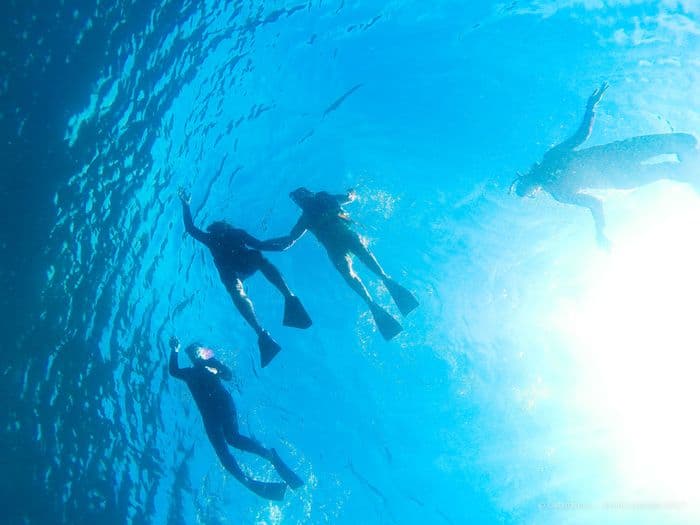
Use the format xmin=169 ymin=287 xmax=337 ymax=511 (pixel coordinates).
xmin=6 ymin=1 xmax=700 ymax=524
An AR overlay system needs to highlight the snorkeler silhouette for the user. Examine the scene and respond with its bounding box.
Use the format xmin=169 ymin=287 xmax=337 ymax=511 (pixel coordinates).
xmin=168 ymin=336 xmax=303 ymax=500
xmin=513 ymin=82 xmax=699 ymax=248
xmin=258 ymin=188 xmax=418 ymax=341
xmin=178 ymin=188 xmax=311 ymax=367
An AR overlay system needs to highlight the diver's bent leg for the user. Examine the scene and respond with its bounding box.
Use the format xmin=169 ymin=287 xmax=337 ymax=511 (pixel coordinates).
xmin=221 ymin=415 xmax=302 ymax=488
xmin=229 ymin=433 xmax=273 ymax=459
xmin=330 ymin=252 xmax=402 ymax=339
xmin=257 ymin=255 xmax=312 ymax=329
xmin=618 ymin=135 xmax=700 ymax=188
xmin=227 ymin=279 xmax=280 ymax=366
xmin=612 ymin=133 xmax=697 ymax=160
xmin=258 ymin=257 xmax=293 ymax=298
xmin=576 ymin=135 xmax=699 ymax=189
xmin=585 ymin=133 xmax=698 ymax=167
xmin=205 ymin=422 xmax=249 ymax=483
xmin=221 ymin=406 xmax=272 ymax=459
xmin=270 ymin=448 xmax=304 ymax=489
xmin=331 ymin=253 xmax=374 ymax=306
xmin=227 ymin=278 xmax=264 ymax=336
xmin=674 ymin=133 xmax=699 ymax=162
xmin=673 ymin=135 xmax=700 ymax=185
xmin=257 ymin=256 xmax=312 ymax=329
xmin=350 ymin=237 xmax=419 ymax=316
xmin=349 ymin=237 xmax=390 ymax=281
xmin=206 ymin=422 xmax=286 ymax=500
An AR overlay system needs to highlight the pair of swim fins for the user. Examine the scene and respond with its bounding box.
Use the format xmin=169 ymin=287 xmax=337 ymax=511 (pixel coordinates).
xmin=259 ymin=283 xmax=418 ymax=362
xmin=271 ymin=448 xmax=304 ymax=489
xmin=246 ymin=449 xmax=304 ymax=500
xmin=258 ymin=295 xmax=312 ymax=368
xmin=370 ymin=280 xmax=419 ymax=341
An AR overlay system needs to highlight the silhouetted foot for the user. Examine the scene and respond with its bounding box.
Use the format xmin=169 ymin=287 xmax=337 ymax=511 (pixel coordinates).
xmin=258 ymin=331 xmax=282 ymax=368
xmin=283 ymin=295 xmax=312 ymax=329
xmin=271 ymin=449 xmax=304 ymax=489
xmin=247 ymin=479 xmax=287 ymax=500
xmin=385 ymin=279 xmax=419 ymax=317
xmin=369 ymin=303 xmax=403 ymax=341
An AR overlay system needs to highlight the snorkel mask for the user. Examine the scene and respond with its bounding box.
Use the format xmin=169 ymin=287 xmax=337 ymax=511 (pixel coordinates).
xmin=185 ymin=343 xmax=215 ymax=364
xmin=510 ymin=164 xmax=541 ymax=198
xmin=184 ymin=342 xmax=233 ymax=378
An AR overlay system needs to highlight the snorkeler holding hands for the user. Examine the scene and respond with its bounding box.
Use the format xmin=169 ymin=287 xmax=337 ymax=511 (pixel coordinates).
xmin=258 ymin=187 xmax=418 ymax=341
xmin=513 ymin=82 xmax=699 ymax=248
xmin=178 ymin=188 xmax=311 ymax=367
xmin=168 ymin=336 xmax=303 ymax=500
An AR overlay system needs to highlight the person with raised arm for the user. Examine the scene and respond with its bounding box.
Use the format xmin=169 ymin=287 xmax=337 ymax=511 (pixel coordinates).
xmin=513 ymin=82 xmax=699 ymax=248
xmin=178 ymin=188 xmax=311 ymax=367
xmin=168 ymin=336 xmax=303 ymax=500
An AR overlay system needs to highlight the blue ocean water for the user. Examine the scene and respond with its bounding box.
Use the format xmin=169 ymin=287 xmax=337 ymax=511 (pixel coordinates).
xmin=4 ymin=1 xmax=700 ymax=524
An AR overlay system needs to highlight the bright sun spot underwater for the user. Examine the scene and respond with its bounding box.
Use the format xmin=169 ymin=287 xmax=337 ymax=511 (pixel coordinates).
xmin=556 ymin=184 xmax=700 ymax=506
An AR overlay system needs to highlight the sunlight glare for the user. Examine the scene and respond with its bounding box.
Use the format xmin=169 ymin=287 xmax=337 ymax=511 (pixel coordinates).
xmin=557 ymin=185 xmax=700 ymax=503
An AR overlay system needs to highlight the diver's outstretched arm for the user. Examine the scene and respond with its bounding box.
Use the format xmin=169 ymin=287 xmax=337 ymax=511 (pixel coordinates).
xmin=559 ymin=192 xmax=610 ymax=249
xmin=558 ymin=82 xmax=609 ymax=150
xmin=257 ymin=217 xmax=308 ymax=251
xmin=332 ymin=188 xmax=357 ymax=205
xmin=241 ymin=231 xmax=275 ymax=251
xmin=168 ymin=336 xmax=191 ymax=380
xmin=178 ymin=189 xmax=210 ymax=244
xmin=242 ymin=232 xmax=263 ymax=249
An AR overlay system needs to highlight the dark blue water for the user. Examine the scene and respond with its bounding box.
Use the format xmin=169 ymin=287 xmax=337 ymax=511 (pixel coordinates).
xmin=4 ymin=1 xmax=700 ymax=524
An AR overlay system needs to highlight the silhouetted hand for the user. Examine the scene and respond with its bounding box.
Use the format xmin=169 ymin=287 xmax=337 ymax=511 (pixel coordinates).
xmin=169 ymin=336 xmax=180 ymax=352
xmin=588 ymin=82 xmax=609 ymax=108
xmin=178 ymin=187 xmax=191 ymax=205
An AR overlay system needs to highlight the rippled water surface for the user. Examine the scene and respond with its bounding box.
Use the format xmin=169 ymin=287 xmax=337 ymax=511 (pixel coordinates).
xmin=4 ymin=1 xmax=700 ymax=524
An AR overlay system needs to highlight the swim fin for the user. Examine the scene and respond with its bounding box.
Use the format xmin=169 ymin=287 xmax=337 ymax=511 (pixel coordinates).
xmin=385 ymin=279 xmax=419 ymax=317
xmin=247 ymin=479 xmax=287 ymax=500
xmin=258 ymin=331 xmax=282 ymax=368
xmin=283 ymin=295 xmax=312 ymax=329
xmin=271 ymin=448 xmax=304 ymax=489
xmin=370 ymin=303 xmax=403 ymax=341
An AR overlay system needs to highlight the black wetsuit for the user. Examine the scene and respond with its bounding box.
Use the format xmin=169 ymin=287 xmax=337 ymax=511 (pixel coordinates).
xmin=182 ymin=204 xmax=265 ymax=282
xmin=169 ymin=351 xmax=235 ymax=427
xmin=169 ymin=349 xmax=287 ymax=499
xmin=179 ymin=199 xmax=312 ymax=367
xmin=169 ymin=351 xmax=244 ymax=463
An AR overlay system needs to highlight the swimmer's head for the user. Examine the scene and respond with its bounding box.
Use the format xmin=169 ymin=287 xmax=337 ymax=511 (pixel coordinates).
xmin=290 ymin=187 xmax=314 ymax=209
xmin=513 ymin=165 xmax=542 ymax=198
xmin=515 ymin=178 xmax=541 ymax=198
xmin=207 ymin=221 xmax=234 ymax=235
xmin=185 ymin=342 xmax=215 ymax=364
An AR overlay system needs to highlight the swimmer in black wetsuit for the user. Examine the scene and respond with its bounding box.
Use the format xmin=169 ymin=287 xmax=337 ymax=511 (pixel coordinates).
xmin=259 ymin=188 xmax=419 ymax=341
xmin=513 ymin=82 xmax=700 ymax=249
xmin=178 ymin=189 xmax=311 ymax=367
xmin=168 ymin=336 xmax=303 ymax=500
